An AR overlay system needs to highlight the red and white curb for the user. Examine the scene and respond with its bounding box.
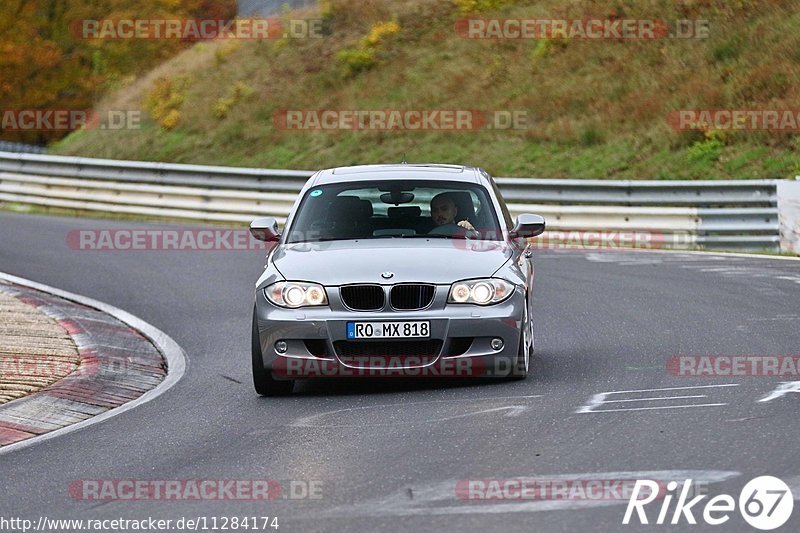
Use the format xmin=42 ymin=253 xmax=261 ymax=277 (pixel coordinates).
xmin=0 ymin=272 xmax=185 ymax=454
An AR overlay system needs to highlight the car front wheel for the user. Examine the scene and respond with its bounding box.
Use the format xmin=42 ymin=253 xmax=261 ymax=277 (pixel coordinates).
xmin=252 ymin=307 xmax=294 ymax=396
xmin=509 ymin=306 xmax=532 ymax=380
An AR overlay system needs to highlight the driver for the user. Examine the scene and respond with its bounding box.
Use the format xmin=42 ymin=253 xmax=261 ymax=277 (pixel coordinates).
xmin=429 ymin=193 xmax=475 ymax=233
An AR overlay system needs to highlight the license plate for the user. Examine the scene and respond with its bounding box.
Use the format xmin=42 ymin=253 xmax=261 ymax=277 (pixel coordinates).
xmin=346 ymin=321 xmax=430 ymax=339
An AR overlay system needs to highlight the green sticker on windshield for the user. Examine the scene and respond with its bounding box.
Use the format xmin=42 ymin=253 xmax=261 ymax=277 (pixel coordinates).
xmin=310 ymin=189 xmax=323 ymax=197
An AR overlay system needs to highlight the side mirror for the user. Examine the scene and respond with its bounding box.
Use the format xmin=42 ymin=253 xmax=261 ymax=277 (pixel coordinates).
xmin=250 ymin=217 xmax=281 ymax=242
xmin=509 ymin=214 xmax=545 ymax=239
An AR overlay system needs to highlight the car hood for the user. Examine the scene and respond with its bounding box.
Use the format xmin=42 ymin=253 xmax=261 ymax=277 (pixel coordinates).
xmin=271 ymin=239 xmax=512 ymax=285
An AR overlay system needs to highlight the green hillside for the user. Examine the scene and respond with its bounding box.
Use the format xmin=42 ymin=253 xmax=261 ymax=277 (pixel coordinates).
xmin=53 ymin=0 xmax=800 ymax=179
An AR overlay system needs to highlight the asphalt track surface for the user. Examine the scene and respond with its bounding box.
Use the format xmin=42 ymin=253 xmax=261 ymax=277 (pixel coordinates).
xmin=1 ymin=211 xmax=799 ymax=532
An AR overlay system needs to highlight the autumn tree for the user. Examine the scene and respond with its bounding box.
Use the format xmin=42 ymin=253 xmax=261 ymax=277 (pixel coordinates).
xmin=0 ymin=0 xmax=236 ymax=144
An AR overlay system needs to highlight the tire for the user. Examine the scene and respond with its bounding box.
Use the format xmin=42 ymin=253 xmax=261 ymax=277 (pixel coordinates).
xmin=252 ymin=307 xmax=294 ymax=396
xmin=509 ymin=306 xmax=531 ymax=380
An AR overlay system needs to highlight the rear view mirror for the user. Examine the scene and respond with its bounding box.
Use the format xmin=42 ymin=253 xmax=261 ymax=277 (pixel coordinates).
xmin=380 ymin=191 xmax=415 ymax=205
xmin=250 ymin=217 xmax=281 ymax=242
xmin=509 ymin=214 xmax=545 ymax=239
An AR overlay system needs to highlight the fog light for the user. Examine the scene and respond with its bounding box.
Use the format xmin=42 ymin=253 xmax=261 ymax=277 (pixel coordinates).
xmin=275 ymin=340 xmax=288 ymax=354
xmin=490 ymin=338 xmax=504 ymax=351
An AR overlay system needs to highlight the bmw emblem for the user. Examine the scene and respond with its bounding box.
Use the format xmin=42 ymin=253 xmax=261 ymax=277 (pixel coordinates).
xmin=381 ymin=271 xmax=394 ymax=279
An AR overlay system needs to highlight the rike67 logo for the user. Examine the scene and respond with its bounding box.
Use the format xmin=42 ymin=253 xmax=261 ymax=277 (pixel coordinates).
xmin=623 ymin=476 xmax=793 ymax=530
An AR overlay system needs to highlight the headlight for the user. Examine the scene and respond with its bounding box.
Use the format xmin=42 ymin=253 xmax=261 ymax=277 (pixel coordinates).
xmin=447 ymin=278 xmax=514 ymax=305
xmin=265 ymin=282 xmax=328 ymax=308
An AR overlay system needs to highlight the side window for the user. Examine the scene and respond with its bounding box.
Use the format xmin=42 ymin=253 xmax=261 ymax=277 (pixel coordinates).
xmin=487 ymin=172 xmax=513 ymax=229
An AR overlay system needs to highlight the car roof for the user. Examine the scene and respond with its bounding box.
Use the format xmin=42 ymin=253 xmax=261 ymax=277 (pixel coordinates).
xmin=310 ymin=164 xmax=486 ymax=186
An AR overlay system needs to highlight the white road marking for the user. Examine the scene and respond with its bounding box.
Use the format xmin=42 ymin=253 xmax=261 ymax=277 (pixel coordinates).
xmin=583 ymin=403 xmax=727 ymax=413
xmin=601 ymin=395 xmax=707 ymax=403
xmin=593 ymin=384 xmax=739 ymax=394
xmin=758 ymin=381 xmax=800 ymax=403
xmin=435 ymin=405 xmax=529 ymax=420
xmin=291 ymin=395 xmax=542 ymax=427
xmin=576 ymin=384 xmax=738 ymax=414
xmin=498 ymin=405 xmax=527 ymax=417
xmin=747 ymin=315 xmax=800 ymax=322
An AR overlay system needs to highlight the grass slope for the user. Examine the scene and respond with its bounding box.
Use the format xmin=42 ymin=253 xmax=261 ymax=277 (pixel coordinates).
xmin=53 ymin=0 xmax=800 ymax=179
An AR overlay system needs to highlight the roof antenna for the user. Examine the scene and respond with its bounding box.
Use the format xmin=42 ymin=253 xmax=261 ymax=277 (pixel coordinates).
xmin=401 ymin=154 xmax=408 ymax=164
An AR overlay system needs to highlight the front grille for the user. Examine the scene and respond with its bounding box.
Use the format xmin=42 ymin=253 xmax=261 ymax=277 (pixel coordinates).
xmin=340 ymin=284 xmax=385 ymax=311
xmin=334 ymin=340 xmax=443 ymax=358
xmin=390 ymin=284 xmax=435 ymax=310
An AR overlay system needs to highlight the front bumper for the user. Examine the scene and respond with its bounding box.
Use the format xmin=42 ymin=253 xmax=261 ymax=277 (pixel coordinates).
xmin=254 ymin=284 xmax=525 ymax=379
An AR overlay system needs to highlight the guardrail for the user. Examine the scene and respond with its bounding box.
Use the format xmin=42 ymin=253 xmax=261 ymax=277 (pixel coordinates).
xmin=0 ymin=151 xmax=796 ymax=253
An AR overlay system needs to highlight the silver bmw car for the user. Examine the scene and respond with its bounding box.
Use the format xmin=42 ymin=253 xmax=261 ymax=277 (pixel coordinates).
xmin=250 ymin=164 xmax=545 ymax=395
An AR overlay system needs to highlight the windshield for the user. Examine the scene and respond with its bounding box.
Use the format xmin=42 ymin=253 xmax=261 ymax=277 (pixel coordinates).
xmin=285 ymin=180 xmax=502 ymax=243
